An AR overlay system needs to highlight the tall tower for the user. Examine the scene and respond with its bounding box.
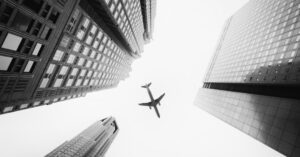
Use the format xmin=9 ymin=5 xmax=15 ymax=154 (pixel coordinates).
xmin=195 ymin=0 xmax=300 ymax=156
xmin=46 ymin=117 xmax=119 ymax=157
xmin=0 ymin=0 xmax=156 ymax=114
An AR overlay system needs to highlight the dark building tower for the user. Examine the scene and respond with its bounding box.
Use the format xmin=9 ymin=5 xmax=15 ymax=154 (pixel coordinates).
xmin=0 ymin=0 xmax=156 ymax=114
xmin=46 ymin=117 xmax=119 ymax=157
xmin=195 ymin=0 xmax=300 ymax=156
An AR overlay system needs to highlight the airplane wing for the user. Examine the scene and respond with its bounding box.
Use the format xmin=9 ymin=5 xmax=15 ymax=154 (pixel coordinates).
xmin=139 ymin=102 xmax=153 ymax=106
xmin=155 ymin=93 xmax=165 ymax=103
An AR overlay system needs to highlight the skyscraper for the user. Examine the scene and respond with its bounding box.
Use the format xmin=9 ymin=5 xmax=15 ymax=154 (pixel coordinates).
xmin=0 ymin=0 xmax=156 ymax=114
xmin=195 ymin=0 xmax=300 ymax=156
xmin=46 ymin=117 xmax=118 ymax=157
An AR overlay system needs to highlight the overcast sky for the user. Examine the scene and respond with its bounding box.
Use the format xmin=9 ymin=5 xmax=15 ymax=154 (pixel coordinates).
xmin=0 ymin=0 xmax=285 ymax=157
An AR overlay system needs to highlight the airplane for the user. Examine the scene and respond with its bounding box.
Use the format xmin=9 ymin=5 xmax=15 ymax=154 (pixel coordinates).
xmin=139 ymin=83 xmax=165 ymax=118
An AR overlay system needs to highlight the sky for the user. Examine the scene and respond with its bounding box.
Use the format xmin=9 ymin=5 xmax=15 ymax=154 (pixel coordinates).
xmin=0 ymin=0 xmax=286 ymax=157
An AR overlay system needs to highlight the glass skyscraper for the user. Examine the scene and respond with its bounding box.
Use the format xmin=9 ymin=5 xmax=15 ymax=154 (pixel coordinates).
xmin=46 ymin=117 xmax=118 ymax=157
xmin=0 ymin=0 xmax=156 ymax=114
xmin=195 ymin=0 xmax=300 ymax=156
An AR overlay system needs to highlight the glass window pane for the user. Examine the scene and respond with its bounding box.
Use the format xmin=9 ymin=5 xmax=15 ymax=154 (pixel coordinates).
xmin=53 ymin=78 xmax=63 ymax=87
xmin=19 ymin=104 xmax=29 ymax=109
xmin=3 ymin=106 xmax=13 ymax=113
xmin=71 ymin=68 xmax=78 ymax=76
xmin=11 ymin=12 xmax=33 ymax=32
xmin=24 ymin=60 xmax=34 ymax=72
xmin=73 ymin=42 xmax=81 ymax=52
xmin=67 ymin=54 xmax=76 ymax=64
xmin=0 ymin=55 xmax=13 ymax=71
xmin=46 ymin=64 xmax=55 ymax=74
xmin=1 ymin=33 xmax=23 ymax=51
xmin=60 ymin=36 xmax=70 ymax=47
xmin=40 ymin=26 xmax=52 ymax=40
xmin=82 ymin=47 xmax=90 ymax=55
xmin=48 ymin=9 xmax=60 ymax=24
xmin=53 ymin=50 xmax=64 ymax=61
xmin=76 ymin=30 xmax=85 ymax=40
xmin=32 ymin=43 xmax=43 ymax=56
xmin=83 ymin=18 xmax=90 ymax=28
xmin=59 ymin=66 xmax=69 ymax=75
xmin=66 ymin=79 xmax=74 ymax=87
xmin=39 ymin=78 xmax=49 ymax=88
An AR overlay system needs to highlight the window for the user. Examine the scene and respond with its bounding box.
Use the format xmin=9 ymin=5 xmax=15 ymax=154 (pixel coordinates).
xmin=41 ymin=4 xmax=51 ymax=18
xmin=53 ymin=78 xmax=63 ymax=87
xmin=98 ymin=44 xmax=104 ymax=51
xmin=66 ymin=78 xmax=74 ymax=87
xmin=82 ymin=47 xmax=90 ymax=55
xmin=85 ymin=35 xmax=93 ymax=45
xmin=24 ymin=60 xmax=35 ymax=72
xmin=0 ymin=55 xmax=13 ymax=71
xmin=71 ymin=68 xmax=78 ymax=76
xmin=19 ymin=104 xmax=29 ymax=109
xmin=33 ymin=101 xmax=40 ymax=106
xmin=48 ymin=9 xmax=60 ymax=23
xmin=46 ymin=64 xmax=56 ymax=74
xmin=73 ymin=42 xmax=81 ymax=52
xmin=76 ymin=29 xmax=85 ymax=40
xmin=59 ymin=66 xmax=69 ymax=75
xmin=0 ymin=5 xmax=13 ymax=24
xmin=96 ymin=54 xmax=101 ymax=60
xmin=1 ymin=33 xmax=23 ymax=51
xmin=3 ymin=106 xmax=13 ymax=113
xmin=85 ymin=60 xmax=92 ymax=68
xmin=90 ymin=51 xmax=96 ymax=58
xmin=32 ymin=43 xmax=43 ymax=56
xmin=40 ymin=26 xmax=52 ymax=40
xmin=60 ymin=36 xmax=70 ymax=47
xmin=32 ymin=22 xmax=42 ymax=36
xmin=13 ymin=59 xmax=25 ymax=72
xmin=87 ymin=71 xmax=93 ymax=77
xmin=76 ymin=79 xmax=82 ymax=86
xmin=39 ymin=78 xmax=49 ymax=88
xmin=22 ymin=0 xmax=44 ymax=13
xmin=22 ymin=40 xmax=34 ymax=54
xmin=91 ymin=25 xmax=97 ymax=34
xmin=80 ymin=69 xmax=86 ymax=76
xmin=67 ymin=55 xmax=76 ymax=64
xmin=11 ymin=12 xmax=34 ymax=32
xmin=53 ymin=50 xmax=64 ymax=61
xmin=77 ymin=58 xmax=85 ymax=66
xmin=83 ymin=18 xmax=90 ymax=28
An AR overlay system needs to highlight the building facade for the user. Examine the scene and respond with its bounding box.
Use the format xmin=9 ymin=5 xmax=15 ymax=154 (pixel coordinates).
xmin=195 ymin=0 xmax=300 ymax=156
xmin=46 ymin=117 xmax=119 ymax=157
xmin=0 ymin=0 xmax=156 ymax=114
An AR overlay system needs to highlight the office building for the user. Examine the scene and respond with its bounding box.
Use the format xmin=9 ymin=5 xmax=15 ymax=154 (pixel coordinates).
xmin=0 ymin=0 xmax=156 ymax=114
xmin=195 ymin=0 xmax=300 ymax=156
xmin=46 ymin=117 xmax=118 ymax=157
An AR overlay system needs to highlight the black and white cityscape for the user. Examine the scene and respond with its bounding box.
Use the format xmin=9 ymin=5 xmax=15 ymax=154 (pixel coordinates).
xmin=0 ymin=0 xmax=299 ymax=157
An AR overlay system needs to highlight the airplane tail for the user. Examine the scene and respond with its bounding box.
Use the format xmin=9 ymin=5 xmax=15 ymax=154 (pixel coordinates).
xmin=141 ymin=82 xmax=151 ymax=88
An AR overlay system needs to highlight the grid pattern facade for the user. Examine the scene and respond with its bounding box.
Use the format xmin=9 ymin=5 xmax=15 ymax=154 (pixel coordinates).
xmin=205 ymin=0 xmax=300 ymax=84
xmin=34 ymin=5 xmax=134 ymax=104
xmin=0 ymin=0 xmax=78 ymax=113
xmin=198 ymin=0 xmax=300 ymax=156
xmin=46 ymin=117 xmax=119 ymax=157
xmin=0 ymin=0 xmax=156 ymax=114
xmin=195 ymin=89 xmax=300 ymax=157
xmin=103 ymin=0 xmax=145 ymax=55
